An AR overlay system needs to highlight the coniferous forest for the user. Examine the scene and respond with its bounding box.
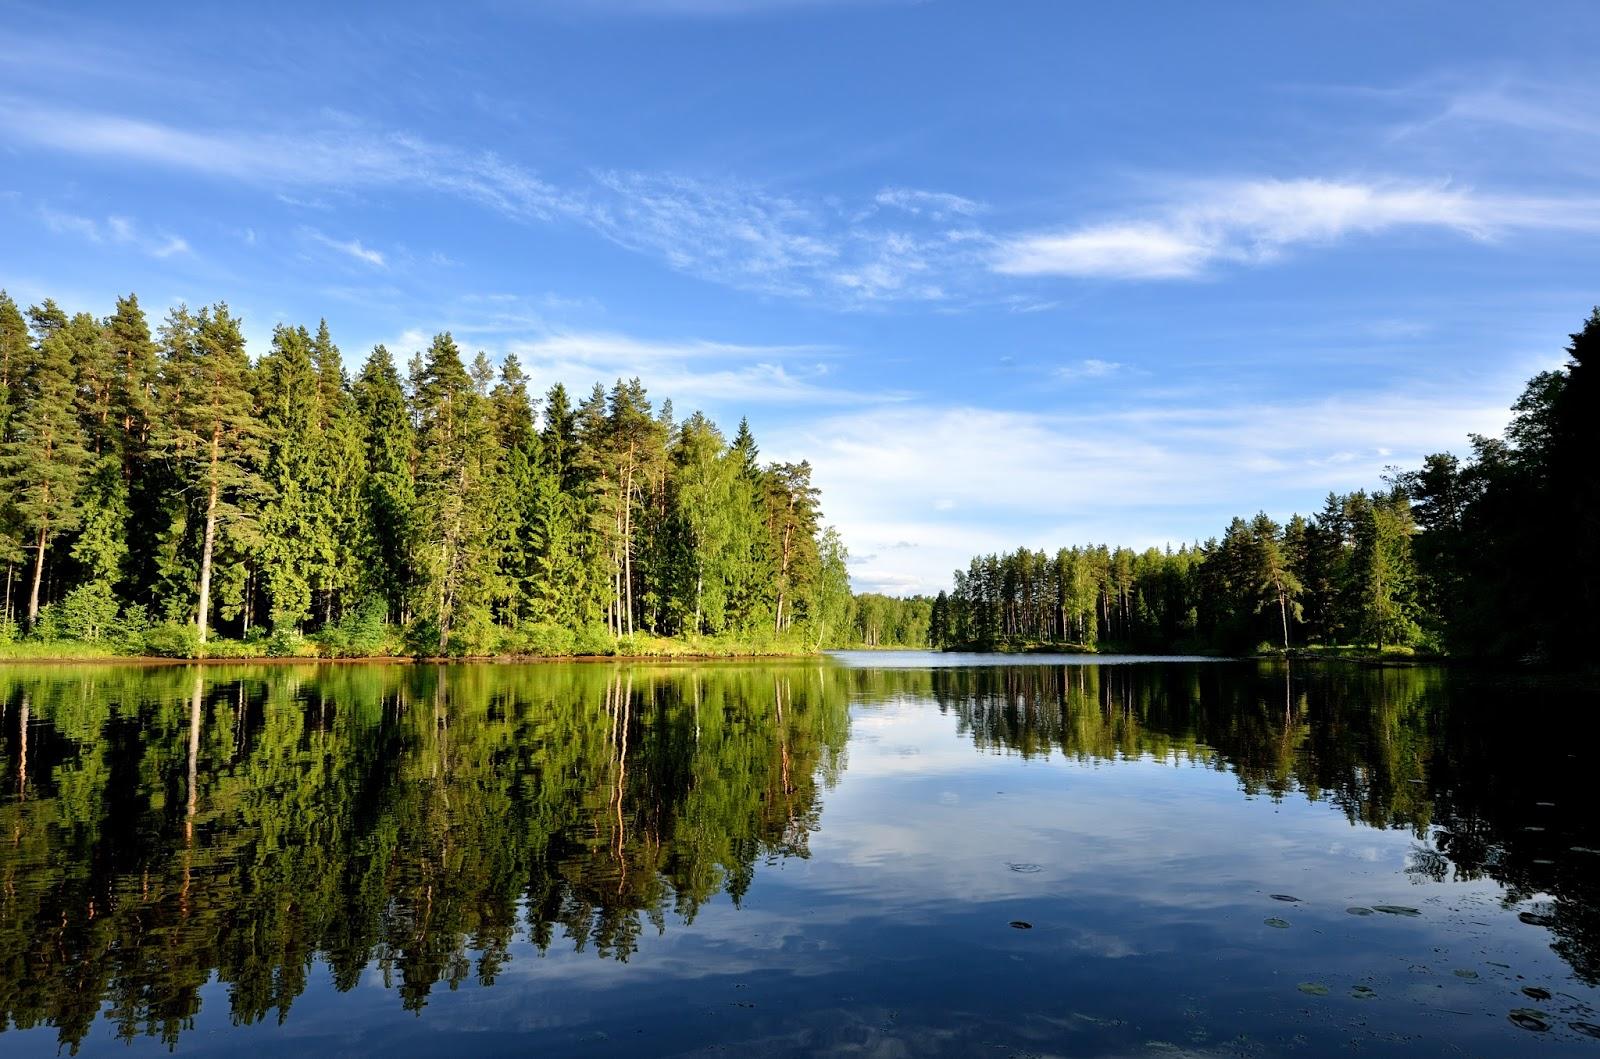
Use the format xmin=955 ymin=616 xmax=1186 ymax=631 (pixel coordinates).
xmin=0 ymin=291 xmax=855 ymax=657
xmin=4 ymin=290 xmax=1594 ymax=665
xmin=934 ymin=309 xmax=1600 ymax=667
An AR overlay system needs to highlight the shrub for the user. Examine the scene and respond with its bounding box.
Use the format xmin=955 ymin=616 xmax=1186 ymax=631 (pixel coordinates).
xmin=573 ymin=624 xmax=615 ymax=656
xmin=518 ymin=622 xmax=576 ymax=657
xmin=56 ymin=583 xmax=122 ymax=642
xmin=266 ymin=627 xmax=308 ymax=658
xmin=144 ymin=622 xmax=201 ymax=658
xmin=202 ymin=637 xmax=266 ymax=658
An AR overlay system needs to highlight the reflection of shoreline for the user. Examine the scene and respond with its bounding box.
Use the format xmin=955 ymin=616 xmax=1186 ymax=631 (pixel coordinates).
xmin=0 ymin=663 xmax=851 ymax=1046
xmin=0 ymin=661 xmax=1596 ymax=1047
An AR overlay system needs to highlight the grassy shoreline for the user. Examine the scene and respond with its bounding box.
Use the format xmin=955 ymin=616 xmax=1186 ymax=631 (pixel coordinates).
xmin=0 ymin=631 xmax=828 ymax=664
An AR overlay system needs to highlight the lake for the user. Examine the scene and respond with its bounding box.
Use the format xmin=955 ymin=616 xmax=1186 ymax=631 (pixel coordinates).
xmin=2 ymin=655 xmax=1598 ymax=1055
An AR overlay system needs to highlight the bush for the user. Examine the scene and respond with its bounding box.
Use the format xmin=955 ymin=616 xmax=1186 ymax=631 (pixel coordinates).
xmin=111 ymin=604 xmax=152 ymax=652
xmin=144 ymin=622 xmax=201 ymax=658
xmin=312 ymin=599 xmax=394 ymax=658
xmin=266 ymin=627 xmax=309 ymax=658
xmin=56 ymin=583 xmax=122 ymax=642
xmin=573 ymin=624 xmax=616 ymax=656
xmin=517 ymin=622 xmax=577 ymax=657
xmin=201 ymin=637 xmax=267 ymax=658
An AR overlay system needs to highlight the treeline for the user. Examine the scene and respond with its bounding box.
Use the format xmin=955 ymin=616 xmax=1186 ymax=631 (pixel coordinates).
xmin=934 ymin=308 xmax=1600 ymax=665
xmin=842 ymin=592 xmax=933 ymax=648
xmin=0 ymin=291 xmax=853 ymax=656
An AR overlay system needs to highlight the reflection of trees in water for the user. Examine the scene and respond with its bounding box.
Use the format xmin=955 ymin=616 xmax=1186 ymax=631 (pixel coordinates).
xmin=0 ymin=663 xmax=849 ymax=1048
xmin=913 ymin=662 xmax=1600 ymax=986
xmin=0 ymin=662 xmax=1596 ymax=1048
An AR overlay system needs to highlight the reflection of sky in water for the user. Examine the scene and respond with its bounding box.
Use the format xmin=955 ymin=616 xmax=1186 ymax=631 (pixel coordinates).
xmin=8 ymin=669 xmax=1597 ymax=1058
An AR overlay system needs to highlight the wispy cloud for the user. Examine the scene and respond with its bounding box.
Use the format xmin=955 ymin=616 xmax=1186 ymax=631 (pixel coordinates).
xmin=993 ymin=178 xmax=1600 ymax=279
xmin=303 ymin=227 xmax=387 ymax=268
xmin=0 ymin=97 xmax=975 ymax=304
xmin=38 ymin=205 xmax=190 ymax=258
xmin=0 ymin=97 xmax=574 ymax=221
xmin=1055 ymin=358 xmax=1123 ymax=380
xmin=873 ymin=187 xmax=985 ymax=220
xmin=505 ymin=330 xmax=884 ymax=408
xmin=12 ymin=96 xmax=1600 ymax=298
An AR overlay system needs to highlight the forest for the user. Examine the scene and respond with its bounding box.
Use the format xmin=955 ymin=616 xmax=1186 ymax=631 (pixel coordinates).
xmin=0 ymin=291 xmax=859 ymax=657
xmin=934 ymin=309 xmax=1600 ymax=666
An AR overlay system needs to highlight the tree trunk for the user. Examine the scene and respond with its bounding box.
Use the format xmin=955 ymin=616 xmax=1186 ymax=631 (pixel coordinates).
xmin=1279 ymin=591 xmax=1289 ymax=650
xmin=26 ymin=524 xmax=47 ymax=626
xmin=197 ymin=471 xmax=219 ymax=645
xmin=693 ymin=570 xmax=703 ymax=634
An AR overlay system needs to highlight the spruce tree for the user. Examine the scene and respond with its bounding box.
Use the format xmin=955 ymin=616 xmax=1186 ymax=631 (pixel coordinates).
xmin=354 ymin=345 xmax=416 ymax=622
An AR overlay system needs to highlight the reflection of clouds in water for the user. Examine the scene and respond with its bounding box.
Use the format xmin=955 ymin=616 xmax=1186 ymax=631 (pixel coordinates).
xmin=1327 ymin=840 xmax=1392 ymax=864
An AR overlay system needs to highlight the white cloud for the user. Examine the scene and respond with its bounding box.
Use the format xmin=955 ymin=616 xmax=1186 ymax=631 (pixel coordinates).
xmin=770 ymin=387 xmax=1513 ymax=594
xmin=993 ymin=178 xmax=1600 ymax=279
xmin=304 ymin=227 xmax=387 ymax=268
xmin=149 ymin=235 xmax=190 ymax=258
xmin=995 ymin=223 xmax=1210 ymax=279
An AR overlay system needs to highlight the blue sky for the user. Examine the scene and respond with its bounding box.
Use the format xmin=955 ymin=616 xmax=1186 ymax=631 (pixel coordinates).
xmin=4 ymin=1 xmax=1598 ymax=594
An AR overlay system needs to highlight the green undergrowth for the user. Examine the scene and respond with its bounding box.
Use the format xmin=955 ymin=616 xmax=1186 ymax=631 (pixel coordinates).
xmin=0 ymin=617 xmax=823 ymax=662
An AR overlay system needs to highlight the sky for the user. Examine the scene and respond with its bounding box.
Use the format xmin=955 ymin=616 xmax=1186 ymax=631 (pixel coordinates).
xmin=3 ymin=1 xmax=1599 ymax=595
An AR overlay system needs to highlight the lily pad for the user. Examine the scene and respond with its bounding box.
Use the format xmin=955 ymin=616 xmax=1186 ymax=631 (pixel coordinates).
xmin=1006 ymin=862 xmax=1042 ymax=873
xmin=1570 ymin=1022 xmax=1600 ymax=1039
xmin=1521 ymin=986 xmax=1551 ymax=1001
xmin=1452 ymin=969 xmax=1478 ymax=979
xmin=1372 ymin=905 xmax=1421 ymax=917
xmin=1269 ymin=894 xmax=1301 ymax=903
xmin=1519 ymin=911 xmax=1556 ymax=927
xmin=1264 ymin=917 xmax=1291 ymax=929
xmin=1008 ymin=920 xmax=1033 ymax=930
xmin=1345 ymin=906 xmax=1375 ymax=916
xmin=1508 ymin=1008 xmax=1550 ymax=1032
xmin=1350 ymin=985 xmax=1378 ymax=1000
xmin=1296 ymin=982 xmax=1329 ymax=996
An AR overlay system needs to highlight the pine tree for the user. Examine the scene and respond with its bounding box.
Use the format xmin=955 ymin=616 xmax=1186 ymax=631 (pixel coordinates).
xmin=0 ymin=313 xmax=92 ymax=624
xmin=0 ymin=291 xmax=28 ymax=441
xmin=764 ymin=462 xmax=821 ymax=635
xmin=159 ymin=303 xmax=262 ymax=643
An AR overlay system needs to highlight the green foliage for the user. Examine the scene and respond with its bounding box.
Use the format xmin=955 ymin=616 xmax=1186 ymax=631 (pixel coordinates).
xmin=144 ymin=621 xmax=201 ymax=658
xmin=0 ymin=291 xmax=852 ymax=660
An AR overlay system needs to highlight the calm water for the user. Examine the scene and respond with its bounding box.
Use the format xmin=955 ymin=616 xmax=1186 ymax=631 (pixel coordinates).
xmin=2 ymin=656 xmax=1598 ymax=1056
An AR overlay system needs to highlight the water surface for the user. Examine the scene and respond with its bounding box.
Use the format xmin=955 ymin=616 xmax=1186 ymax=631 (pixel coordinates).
xmin=2 ymin=655 xmax=1597 ymax=1055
